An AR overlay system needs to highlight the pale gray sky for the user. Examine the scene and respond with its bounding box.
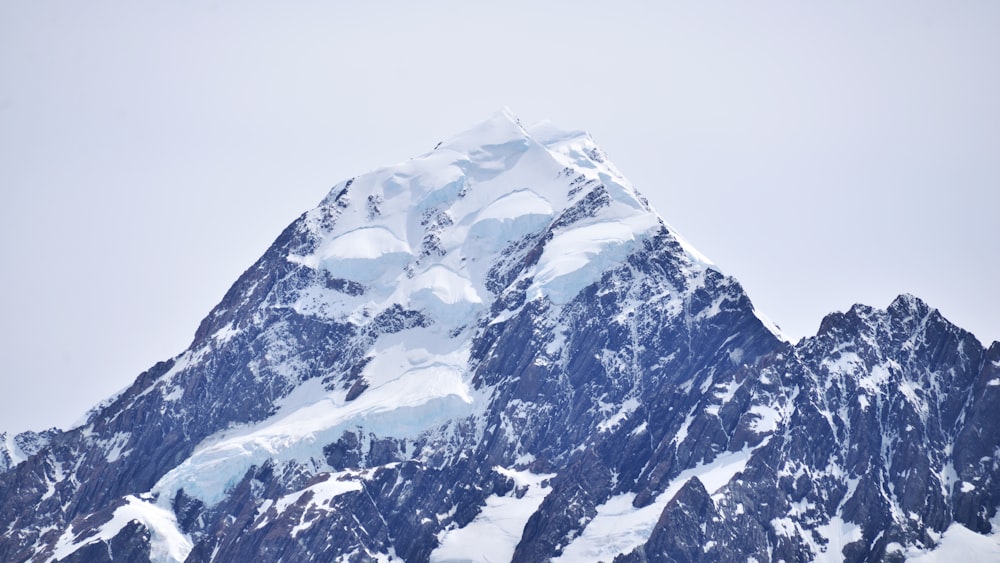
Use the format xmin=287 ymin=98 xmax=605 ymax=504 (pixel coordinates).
xmin=1 ymin=1 xmax=998 ymax=434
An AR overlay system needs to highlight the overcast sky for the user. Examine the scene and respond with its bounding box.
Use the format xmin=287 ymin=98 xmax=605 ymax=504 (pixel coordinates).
xmin=1 ymin=1 xmax=998 ymax=434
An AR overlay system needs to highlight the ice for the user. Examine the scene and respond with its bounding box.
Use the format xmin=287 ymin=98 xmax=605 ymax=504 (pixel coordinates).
xmin=293 ymin=226 xmax=413 ymax=283
xmin=556 ymin=445 xmax=759 ymax=561
xmin=531 ymin=216 xmax=660 ymax=304
xmin=50 ymin=495 xmax=192 ymax=563
xmin=430 ymin=467 xmax=554 ymax=563
xmin=940 ymin=462 xmax=959 ymax=495
xmin=152 ymin=331 xmax=478 ymax=506
xmin=465 ymin=189 xmax=554 ymax=253
xmin=399 ymin=265 xmax=484 ymax=323
xmin=475 ymin=188 xmax=553 ymax=223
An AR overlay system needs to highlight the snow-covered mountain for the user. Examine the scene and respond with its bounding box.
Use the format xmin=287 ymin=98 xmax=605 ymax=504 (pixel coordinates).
xmin=1 ymin=110 xmax=998 ymax=562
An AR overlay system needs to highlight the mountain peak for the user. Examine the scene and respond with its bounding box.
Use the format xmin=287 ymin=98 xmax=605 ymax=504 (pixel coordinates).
xmin=4 ymin=114 xmax=994 ymax=563
xmin=152 ymin=113 xmax=683 ymax=509
xmin=438 ymin=107 xmax=528 ymax=151
xmin=305 ymin=112 xmax=665 ymax=313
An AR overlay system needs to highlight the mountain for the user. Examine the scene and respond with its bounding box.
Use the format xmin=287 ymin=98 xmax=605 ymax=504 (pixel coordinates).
xmin=1 ymin=110 xmax=998 ymax=562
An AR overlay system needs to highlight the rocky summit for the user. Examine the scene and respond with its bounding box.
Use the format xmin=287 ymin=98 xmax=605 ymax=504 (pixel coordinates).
xmin=1 ymin=111 xmax=997 ymax=562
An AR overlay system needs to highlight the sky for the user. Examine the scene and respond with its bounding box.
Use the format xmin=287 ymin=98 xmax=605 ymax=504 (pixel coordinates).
xmin=1 ymin=1 xmax=997 ymax=434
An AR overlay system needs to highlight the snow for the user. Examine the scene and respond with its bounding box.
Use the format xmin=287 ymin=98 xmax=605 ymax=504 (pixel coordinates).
xmin=858 ymin=362 xmax=894 ymax=393
xmin=752 ymin=307 xmax=792 ymax=343
xmin=100 ymin=109 xmax=746 ymax=557
xmin=905 ymin=522 xmax=1000 ymax=562
xmin=812 ymin=516 xmax=864 ymax=562
xmin=672 ymin=409 xmax=697 ymax=446
xmin=556 ymin=445 xmax=759 ymax=562
xmin=899 ymin=380 xmax=929 ymax=420
xmin=273 ymin=473 xmax=363 ymax=515
xmin=430 ymin=467 xmax=554 ymax=563
xmin=50 ymin=495 xmax=192 ymax=563
xmin=714 ymin=380 xmax=740 ymax=404
xmin=148 ymin=110 xmax=702 ymax=508
xmin=292 ymin=226 xmax=413 ymax=283
xmin=262 ymin=472 xmax=365 ymax=537
xmin=823 ymin=352 xmax=864 ymax=378
xmin=152 ymin=331 xmax=479 ymax=506
xmin=101 ymin=431 xmax=131 ymax=463
xmin=630 ymin=421 xmax=648 ymax=436
xmin=748 ymin=404 xmax=781 ymax=434
xmin=400 ymin=265 xmax=483 ymax=322
xmin=598 ymin=398 xmax=640 ymax=433
xmin=772 ymin=511 xmax=862 ymax=562
xmin=211 ymin=322 xmax=239 ymax=344
xmin=475 ymin=188 xmax=553 ymax=223
xmin=2 ymin=432 xmax=27 ymax=467
xmin=531 ymin=216 xmax=660 ymax=304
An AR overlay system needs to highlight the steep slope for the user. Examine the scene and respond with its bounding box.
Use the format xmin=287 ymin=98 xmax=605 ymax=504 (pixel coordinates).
xmin=0 ymin=111 xmax=996 ymax=563
xmin=618 ymin=295 xmax=1000 ymax=562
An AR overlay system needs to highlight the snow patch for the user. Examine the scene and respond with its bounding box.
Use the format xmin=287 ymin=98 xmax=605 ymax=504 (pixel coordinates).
xmin=748 ymin=405 xmax=781 ymax=434
xmin=152 ymin=334 xmax=478 ymax=506
xmin=264 ymin=473 xmax=365 ymax=537
xmin=598 ymin=398 xmax=640 ymax=433
xmin=672 ymin=409 xmax=697 ymax=447
xmin=858 ymin=362 xmax=893 ymax=393
xmin=556 ymin=445 xmax=759 ymax=561
xmin=292 ymin=226 xmax=412 ymax=283
xmin=211 ymin=323 xmax=239 ymax=344
xmin=752 ymin=307 xmax=792 ymax=343
xmin=50 ymin=496 xmax=192 ymax=563
xmin=905 ymin=522 xmax=1000 ymax=562
xmin=401 ymin=265 xmax=483 ymax=323
xmin=713 ymin=380 xmax=740 ymax=405
xmin=430 ymin=467 xmax=554 ymax=563
xmin=812 ymin=516 xmax=864 ymax=562
xmin=531 ymin=215 xmax=660 ymax=304
xmin=2 ymin=432 xmax=27 ymax=467
xmin=464 ymin=191 xmax=554 ymax=255
xmin=101 ymin=432 xmax=131 ymax=463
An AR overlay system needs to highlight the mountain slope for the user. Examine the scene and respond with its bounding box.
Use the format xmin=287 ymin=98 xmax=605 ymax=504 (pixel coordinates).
xmin=0 ymin=111 xmax=996 ymax=562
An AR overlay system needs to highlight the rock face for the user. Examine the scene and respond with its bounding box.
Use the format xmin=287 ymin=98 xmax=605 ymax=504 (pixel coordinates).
xmin=0 ymin=429 xmax=58 ymax=474
xmin=1 ymin=111 xmax=997 ymax=562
